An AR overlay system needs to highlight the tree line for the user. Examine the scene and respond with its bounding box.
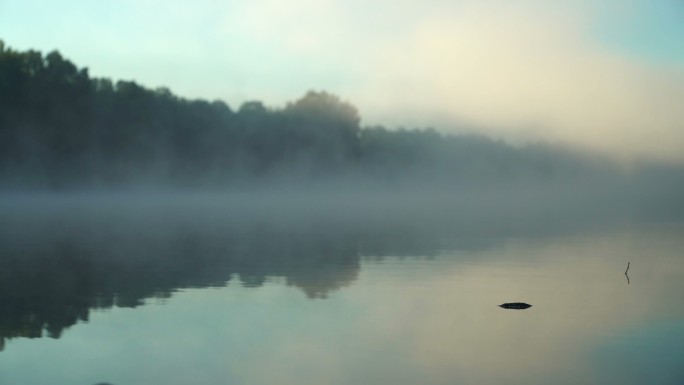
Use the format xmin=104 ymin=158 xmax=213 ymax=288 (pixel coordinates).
xmin=0 ymin=40 xmax=618 ymax=189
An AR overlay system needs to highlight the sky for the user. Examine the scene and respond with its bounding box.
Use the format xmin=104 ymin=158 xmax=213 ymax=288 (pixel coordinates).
xmin=1 ymin=0 xmax=683 ymax=162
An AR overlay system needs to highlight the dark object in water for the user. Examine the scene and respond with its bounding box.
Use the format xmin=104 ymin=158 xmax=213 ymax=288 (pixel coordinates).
xmin=625 ymin=261 xmax=631 ymax=284
xmin=499 ymin=302 xmax=532 ymax=310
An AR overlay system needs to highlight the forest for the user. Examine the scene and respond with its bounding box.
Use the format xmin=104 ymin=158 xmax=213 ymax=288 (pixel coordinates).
xmin=0 ymin=40 xmax=637 ymax=190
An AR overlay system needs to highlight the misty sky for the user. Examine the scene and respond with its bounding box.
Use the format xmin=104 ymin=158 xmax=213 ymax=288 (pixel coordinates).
xmin=1 ymin=0 xmax=683 ymax=162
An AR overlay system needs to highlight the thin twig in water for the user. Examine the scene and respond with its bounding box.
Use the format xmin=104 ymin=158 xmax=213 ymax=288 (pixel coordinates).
xmin=625 ymin=262 xmax=631 ymax=284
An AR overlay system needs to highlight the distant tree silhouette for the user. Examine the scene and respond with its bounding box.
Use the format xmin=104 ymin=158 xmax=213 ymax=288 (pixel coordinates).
xmin=0 ymin=41 xmax=624 ymax=189
xmin=282 ymin=91 xmax=361 ymax=171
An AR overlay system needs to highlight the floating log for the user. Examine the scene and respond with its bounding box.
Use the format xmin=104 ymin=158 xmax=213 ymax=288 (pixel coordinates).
xmin=499 ymin=302 xmax=532 ymax=310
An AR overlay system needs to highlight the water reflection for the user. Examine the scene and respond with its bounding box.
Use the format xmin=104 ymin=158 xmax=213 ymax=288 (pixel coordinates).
xmin=0 ymin=199 xmax=683 ymax=385
xmin=0 ymin=198 xmax=612 ymax=349
xmin=0 ymin=222 xmax=361 ymax=348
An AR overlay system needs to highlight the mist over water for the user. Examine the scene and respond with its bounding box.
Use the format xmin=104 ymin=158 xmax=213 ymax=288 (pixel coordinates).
xmin=1 ymin=39 xmax=684 ymax=385
xmin=1 ymin=197 xmax=683 ymax=385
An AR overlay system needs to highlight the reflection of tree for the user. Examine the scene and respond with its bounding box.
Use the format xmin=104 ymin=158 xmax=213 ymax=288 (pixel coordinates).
xmin=0 ymin=219 xmax=368 ymax=348
xmin=0 ymin=240 xmax=92 ymax=346
xmin=0 ymin=200 xmax=630 ymax=349
xmin=277 ymin=235 xmax=361 ymax=299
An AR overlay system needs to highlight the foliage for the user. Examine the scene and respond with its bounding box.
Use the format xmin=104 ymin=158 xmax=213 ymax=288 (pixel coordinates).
xmin=0 ymin=41 xmax=616 ymax=189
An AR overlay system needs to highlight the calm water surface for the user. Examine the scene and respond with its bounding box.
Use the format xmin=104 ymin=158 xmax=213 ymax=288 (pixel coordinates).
xmin=0 ymin=198 xmax=683 ymax=385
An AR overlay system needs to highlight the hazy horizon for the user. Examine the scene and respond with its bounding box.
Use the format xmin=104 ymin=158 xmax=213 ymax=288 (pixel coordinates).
xmin=2 ymin=0 xmax=683 ymax=163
